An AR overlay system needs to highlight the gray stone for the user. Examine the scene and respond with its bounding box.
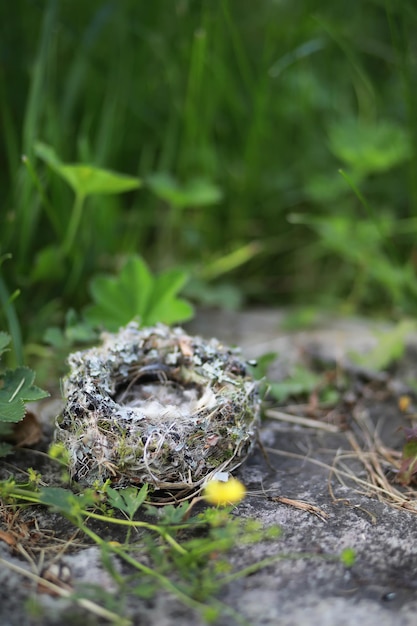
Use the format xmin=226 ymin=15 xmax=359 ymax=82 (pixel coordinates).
xmin=1 ymin=309 xmax=417 ymax=625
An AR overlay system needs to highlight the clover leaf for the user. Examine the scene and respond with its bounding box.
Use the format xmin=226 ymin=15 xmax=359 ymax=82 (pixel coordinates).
xmin=0 ymin=366 xmax=50 ymax=423
xmin=84 ymin=255 xmax=194 ymax=331
xmin=106 ymin=485 xmax=148 ymax=519
xmin=35 ymin=142 xmax=141 ymax=197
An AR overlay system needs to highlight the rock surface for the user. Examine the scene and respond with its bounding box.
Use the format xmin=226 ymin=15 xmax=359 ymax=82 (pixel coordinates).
xmin=1 ymin=309 xmax=417 ymax=625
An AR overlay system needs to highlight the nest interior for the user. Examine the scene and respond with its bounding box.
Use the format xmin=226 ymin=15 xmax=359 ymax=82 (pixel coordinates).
xmin=55 ymin=323 xmax=260 ymax=499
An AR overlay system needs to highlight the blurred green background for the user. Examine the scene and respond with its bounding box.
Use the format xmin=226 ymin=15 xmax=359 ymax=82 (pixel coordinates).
xmin=1 ymin=0 xmax=417 ymax=356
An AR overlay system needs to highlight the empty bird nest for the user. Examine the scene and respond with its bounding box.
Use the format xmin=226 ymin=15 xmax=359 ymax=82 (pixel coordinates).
xmin=55 ymin=323 xmax=260 ymax=502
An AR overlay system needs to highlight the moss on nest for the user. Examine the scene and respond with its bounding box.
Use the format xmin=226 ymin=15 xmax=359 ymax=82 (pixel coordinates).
xmin=55 ymin=323 xmax=260 ymax=501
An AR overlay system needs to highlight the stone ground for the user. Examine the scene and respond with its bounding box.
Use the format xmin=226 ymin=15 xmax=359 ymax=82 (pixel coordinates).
xmin=2 ymin=309 xmax=417 ymax=625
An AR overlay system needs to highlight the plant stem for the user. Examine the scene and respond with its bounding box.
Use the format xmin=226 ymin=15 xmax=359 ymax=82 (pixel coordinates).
xmin=108 ymin=538 xmax=209 ymax=615
xmin=85 ymin=510 xmax=188 ymax=555
xmin=339 ymin=169 xmax=396 ymax=260
xmin=73 ymin=520 xmax=210 ymax=616
xmin=220 ymin=552 xmax=336 ymax=585
xmin=22 ymin=155 xmax=62 ymax=237
xmin=63 ymin=192 xmax=85 ymax=256
xmin=0 ymin=272 xmax=23 ymax=366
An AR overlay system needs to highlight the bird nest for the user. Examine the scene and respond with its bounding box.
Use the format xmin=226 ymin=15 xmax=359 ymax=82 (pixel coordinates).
xmin=55 ymin=323 xmax=260 ymax=502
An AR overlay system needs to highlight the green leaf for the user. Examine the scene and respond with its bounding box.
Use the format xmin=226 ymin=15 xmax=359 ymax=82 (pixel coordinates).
xmin=202 ymin=606 xmax=220 ymax=623
xmin=0 ymin=442 xmax=13 ymax=457
xmin=349 ymin=320 xmax=415 ymax=371
xmin=39 ymin=486 xmax=96 ymax=519
xmin=145 ymin=268 xmax=192 ymax=325
xmin=64 ymin=310 xmax=97 ymax=345
xmin=35 ymin=142 xmax=141 ymax=197
xmin=120 ymin=256 xmax=154 ymax=320
xmin=132 ymin=582 xmax=158 ymax=600
xmin=305 ymin=170 xmax=364 ymax=203
xmin=269 ymin=365 xmax=321 ymax=402
xmin=86 ymin=257 xmax=154 ymax=329
xmin=34 ymin=142 xmax=61 ymax=168
xmin=0 ymin=422 xmax=12 ymax=436
xmin=249 ymin=352 xmax=277 ymax=380
xmin=0 ymin=332 xmax=10 ymax=357
xmin=149 ymin=501 xmax=191 ymax=525
xmin=105 ymin=487 xmax=127 ymax=513
xmin=39 ymin=487 xmax=76 ymax=513
xmin=87 ymin=276 xmax=136 ymax=328
xmin=184 ymin=278 xmax=243 ymax=311
xmin=328 ymin=118 xmax=412 ymax=175
xmin=340 ymin=548 xmax=356 ymax=567
xmin=31 ymin=245 xmax=66 ymax=283
xmin=0 ymin=367 xmax=49 ymax=423
xmin=148 ymin=172 xmax=222 ymax=209
xmin=397 ymin=428 xmax=417 ymax=485
xmin=106 ymin=485 xmax=148 ymax=518
xmin=84 ymin=255 xmax=194 ymax=331
xmin=296 ymin=215 xmax=387 ymax=263
xmin=199 ymin=242 xmax=262 ymax=281
xmin=58 ymin=165 xmax=141 ymax=197
xmin=147 ymin=299 xmax=194 ymax=327
xmin=43 ymin=327 xmax=67 ymax=350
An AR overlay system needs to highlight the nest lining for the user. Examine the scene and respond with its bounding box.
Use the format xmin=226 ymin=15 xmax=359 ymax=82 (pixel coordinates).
xmin=55 ymin=323 xmax=260 ymax=500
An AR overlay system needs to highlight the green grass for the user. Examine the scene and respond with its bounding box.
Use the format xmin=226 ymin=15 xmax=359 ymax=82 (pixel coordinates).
xmin=1 ymin=0 xmax=417 ymax=355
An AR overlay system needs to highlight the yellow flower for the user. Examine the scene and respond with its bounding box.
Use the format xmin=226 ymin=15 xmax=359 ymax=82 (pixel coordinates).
xmin=398 ymin=395 xmax=411 ymax=412
xmin=203 ymin=477 xmax=246 ymax=506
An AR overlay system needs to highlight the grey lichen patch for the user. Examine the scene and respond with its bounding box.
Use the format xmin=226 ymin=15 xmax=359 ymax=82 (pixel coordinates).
xmin=55 ymin=323 xmax=260 ymax=500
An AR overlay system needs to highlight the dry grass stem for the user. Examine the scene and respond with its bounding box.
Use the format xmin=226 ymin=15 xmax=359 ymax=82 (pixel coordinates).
xmin=264 ymin=385 xmax=417 ymax=514
xmin=0 ymin=557 xmax=129 ymax=624
xmin=265 ymin=445 xmax=417 ymax=513
xmin=265 ymin=409 xmax=340 ymax=433
xmin=269 ymin=496 xmax=328 ymax=521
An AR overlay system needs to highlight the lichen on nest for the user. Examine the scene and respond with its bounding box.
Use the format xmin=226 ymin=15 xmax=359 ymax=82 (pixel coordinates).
xmin=55 ymin=323 xmax=260 ymax=501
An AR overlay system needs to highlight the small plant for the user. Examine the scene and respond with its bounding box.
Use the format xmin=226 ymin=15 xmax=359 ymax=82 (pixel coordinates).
xmin=348 ymin=319 xmax=416 ymax=372
xmin=147 ymin=172 xmax=223 ymax=265
xmin=0 ymin=469 xmax=354 ymax=624
xmin=296 ymin=118 xmax=417 ymax=314
xmin=0 ymin=332 xmax=49 ymax=456
xmin=0 ymin=474 xmax=276 ymax=623
xmin=0 ymin=255 xmax=23 ymax=367
xmin=397 ymin=428 xmax=417 ymax=486
xmin=83 ymin=255 xmax=194 ymax=331
xmin=267 ymin=364 xmax=323 ymax=404
xmin=34 ymin=142 xmax=142 ymax=258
